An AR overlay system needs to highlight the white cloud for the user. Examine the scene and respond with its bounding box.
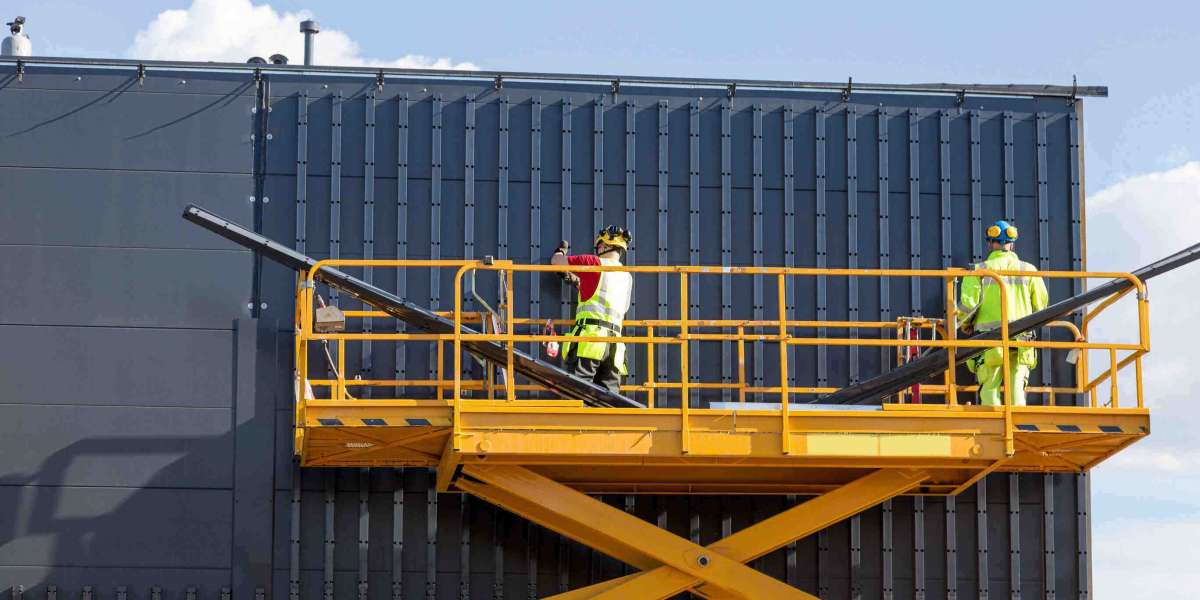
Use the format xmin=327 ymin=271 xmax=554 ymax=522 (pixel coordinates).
xmin=1088 ymin=162 xmax=1200 ymax=599
xmin=1094 ymin=517 xmax=1200 ymax=600
xmin=126 ymin=0 xmax=477 ymax=69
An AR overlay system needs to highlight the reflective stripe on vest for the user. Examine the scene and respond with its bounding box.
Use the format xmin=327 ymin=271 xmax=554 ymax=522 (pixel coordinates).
xmin=972 ymin=261 xmax=1034 ymax=289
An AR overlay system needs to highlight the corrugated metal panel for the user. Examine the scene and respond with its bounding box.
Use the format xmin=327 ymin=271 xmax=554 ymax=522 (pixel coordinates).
xmin=0 ymin=63 xmax=1090 ymax=599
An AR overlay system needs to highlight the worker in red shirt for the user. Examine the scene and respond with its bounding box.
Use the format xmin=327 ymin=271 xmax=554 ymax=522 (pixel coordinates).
xmin=550 ymin=226 xmax=634 ymax=394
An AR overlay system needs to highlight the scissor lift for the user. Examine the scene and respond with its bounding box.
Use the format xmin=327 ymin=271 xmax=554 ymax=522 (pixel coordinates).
xmin=289 ymin=257 xmax=1149 ymax=600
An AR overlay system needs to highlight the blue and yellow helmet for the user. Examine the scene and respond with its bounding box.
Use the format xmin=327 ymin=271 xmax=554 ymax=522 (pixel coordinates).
xmin=986 ymin=220 xmax=1018 ymax=243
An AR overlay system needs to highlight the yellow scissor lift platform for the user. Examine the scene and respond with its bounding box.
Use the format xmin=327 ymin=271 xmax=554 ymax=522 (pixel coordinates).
xmin=293 ymin=260 xmax=1150 ymax=600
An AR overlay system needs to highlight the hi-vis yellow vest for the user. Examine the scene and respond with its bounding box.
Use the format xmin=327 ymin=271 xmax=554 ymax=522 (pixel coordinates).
xmin=958 ymin=250 xmax=1049 ymax=367
xmin=562 ymin=256 xmax=633 ymax=373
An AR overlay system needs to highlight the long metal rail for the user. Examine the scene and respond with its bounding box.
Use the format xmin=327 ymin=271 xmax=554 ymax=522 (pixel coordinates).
xmin=823 ymin=240 xmax=1200 ymax=404
xmin=1 ymin=55 xmax=1106 ymax=98
xmin=183 ymin=205 xmax=645 ymax=408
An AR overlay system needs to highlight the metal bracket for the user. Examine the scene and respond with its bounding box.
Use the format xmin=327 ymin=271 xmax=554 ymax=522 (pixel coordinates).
xmin=494 ymin=74 xmax=504 ymax=90
xmin=1069 ymin=74 xmax=1078 ymax=102
xmin=137 ymin=63 xmax=146 ymax=86
xmin=15 ymin=59 xmax=24 ymax=83
xmin=299 ymin=279 xmax=316 ymax=289
xmin=611 ymin=79 xmax=621 ymax=95
xmin=842 ymin=77 xmax=853 ymax=102
xmin=10 ymin=584 xmax=22 ymax=600
xmin=956 ymin=90 xmax=966 ymax=106
xmin=253 ymin=67 xmax=263 ymax=84
xmin=727 ymin=82 xmax=737 ymax=98
xmin=376 ymin=70 xmax=386 ymax=91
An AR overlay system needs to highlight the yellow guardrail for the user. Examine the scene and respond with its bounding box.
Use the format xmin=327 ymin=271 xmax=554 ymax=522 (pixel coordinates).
xmin=293 ymin=259 xmax=1149 ymax=451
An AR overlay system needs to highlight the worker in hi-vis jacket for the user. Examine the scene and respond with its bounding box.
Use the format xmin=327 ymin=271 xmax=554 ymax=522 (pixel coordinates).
xmin=957 ymin=220 xmax=1049 ymax=406
xmin=550 ymin=226 xmax=634 ymax=395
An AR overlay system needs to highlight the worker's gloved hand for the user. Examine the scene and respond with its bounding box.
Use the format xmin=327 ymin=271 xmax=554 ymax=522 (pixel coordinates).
xmin=959 ymin=323 xmax=974 ymax=336
xmin=555 ymin=240 xmax=569 ymax=255
xmin=554 ymin=240 xmax=577 ymax=285
xmin=562 ymin=273 xmax=580 ymax=287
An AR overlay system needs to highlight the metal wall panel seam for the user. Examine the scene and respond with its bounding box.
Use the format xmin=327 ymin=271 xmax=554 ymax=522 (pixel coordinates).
xmin=562 ymin=99 xmax=574 ymax=320
xmin=1010 ymin=473 xmax=1021 ymax=599
xmin=883 ymin=499 xmax=895 ymax=600
xmin=359 ymin=468 xmax=370 ymax=600
xmin=1076 ymin=106 xmax=1091 ymax=600
xmin=947 ymin=495 xmax=959 ymax=600
xmin=847 ymin=105 xmax=860 ymax=384
xmin=296 ymin=91 xmax=309 ymax=254
xmin=527 ymin=523 xmax=539 ymax=600
xmin=720 ymin=102 xmax=733 ymax=401
xmin=1044 ymin=474 xmax=1057 ymax=600
xmin=531 ymin=97 xmax=543 ymax=352
xmin=624 ymin=100 xmax=637 ymax=266
xmin=494 ymin=507 xmax=506 ymax=599
xmin=818 ymin=528 xmax=831 ymax=598
xmin=752 ymin=104 xmax=765 ymax=399
xmin=657 ymin=100 xmax=669 ymax=391
xmin=290 ymin=463 xmax=301 ymax=600
xmin=396 ymin=95 xmax=410 ymax=388
xmin=431 ymin=95 xmax=443 ymax=381
xmin=461 ymin=495 xmax=471 ymax=600
xmin=851 ymin=514 xmax=863 ymax=600
xmin=324 ymin=470 xmax=335 ymax=600
xmin=939 ymin=111 xmax=952 ymax=270
xmin=1036 ymin=113 xmax=1051 ymax=393
xmin=466 ymin=98 xmax=478 ymax=264
xmin=915 ymin=496 xmax=927 ymax=600
xmin=908 ymin=109 xmax=921 ymax=314
xmin=785 ymin=494 xmax=799 ymax=587
xmin=623 ymin=99 xmax=637 ymax=393
xmin=499 ymin=97 xmax=511 ymax=259
xmin=978 ymin=479 xmax=990 ymax=600
xmin=878 ymin=108 xmax=891 ymax=371
xmin=815 ymin=106 xmax=828 ymax=387
xmin=331 ymin=90 xmax=343 ymax=307
xmin=595 ymin=97 xmax=606 ymax=243
xmin=689 ymin=100 xmax=701 ymax=393
xmin=363 ymin=93 xmax=376 ymax=391
xmin=783 ymin=106 xmax=797 ymax=388
xmin=1077 ymin=473 xmax=1090 ymax=600
xmin=427 ymin=470 xmax=439 ymax=600
xmin=394 ymin=468 xmax=405 ymax=599
xmin=1004 ymin=112 xmax=1015 ymax=219
xmin=970 ymin=111 xmax=983 ymax=263
xmin=1068 ymin=114 xmax=1083 ymax=285
xmin=558 ymin=529 xmax=570 ymax=594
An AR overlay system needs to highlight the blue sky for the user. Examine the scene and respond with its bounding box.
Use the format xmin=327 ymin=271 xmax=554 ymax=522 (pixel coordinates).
xmin=10 ymin=1 xmax=1200 ymax=596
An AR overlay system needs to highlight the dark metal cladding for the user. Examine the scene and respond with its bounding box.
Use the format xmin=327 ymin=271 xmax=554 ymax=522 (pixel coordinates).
xmin=0 ymin=59 xmax=1101 ymax=599
xmin=183 ymin=204 xmax=644 ymax=408
xmin=822 ymin=239 xmax=1200 ymax=404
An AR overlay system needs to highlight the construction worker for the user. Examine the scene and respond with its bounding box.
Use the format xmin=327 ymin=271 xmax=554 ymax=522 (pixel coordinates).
xmin=957 ymin=220 xmax=1049 ymax=406
xmin=550 ymin=226 xmax=634 ymax=395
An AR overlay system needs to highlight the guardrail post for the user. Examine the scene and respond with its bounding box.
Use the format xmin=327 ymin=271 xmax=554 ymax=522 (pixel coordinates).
xmin=737 ymin=325 xmax=747 ymax=404
xmin=646 ymin=326 xmax=656 ymax=408
xmin=679 ymin=272 xmax=690 ymax=454
xmin=944 ymin=276 xmax=958 ymax=405
xmin=1109 ymin=348 xmax=1119 ymax=407
xmin=505 ymin=269 xmax=516 ymax=402
xmin=778 ymin=274 xmax=791 ymax=455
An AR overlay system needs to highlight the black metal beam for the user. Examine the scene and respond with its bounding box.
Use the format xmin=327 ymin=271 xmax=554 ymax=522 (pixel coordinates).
xmin=822 ymin=240 xmax=1200 ymax=404
xmin=183 ymin=204 xmax=645 ymax=409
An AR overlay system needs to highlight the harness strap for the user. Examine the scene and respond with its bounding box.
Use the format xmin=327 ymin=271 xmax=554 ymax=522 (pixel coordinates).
xmin=574 ymin=318 xmax=622 ymax=334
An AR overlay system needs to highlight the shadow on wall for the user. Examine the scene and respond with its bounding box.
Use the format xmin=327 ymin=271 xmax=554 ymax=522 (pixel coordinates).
xmin=0 ymin=433 xmax=240 ymax=596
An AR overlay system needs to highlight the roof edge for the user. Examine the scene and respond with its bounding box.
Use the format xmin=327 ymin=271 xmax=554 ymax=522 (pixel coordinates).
xmin=0 ymin=55 xmax=1108 ymax=99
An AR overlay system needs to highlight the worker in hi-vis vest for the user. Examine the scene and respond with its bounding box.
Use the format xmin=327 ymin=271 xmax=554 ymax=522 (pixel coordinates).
xmin=550 ymin=226 xmax=634 ymax=395
xmin=957 ymin=220 xmax=1049 ymax=406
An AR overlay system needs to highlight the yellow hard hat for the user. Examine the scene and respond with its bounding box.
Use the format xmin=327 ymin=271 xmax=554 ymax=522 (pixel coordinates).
xmin=595 ymin=225 xmax=632 ymax=250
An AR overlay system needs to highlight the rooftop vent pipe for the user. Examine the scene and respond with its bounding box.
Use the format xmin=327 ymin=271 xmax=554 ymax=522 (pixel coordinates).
xmin=300 ymin=19 xmax=319 ymax=66
xmin=2 ymin=16 xmax=31 ymax=57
